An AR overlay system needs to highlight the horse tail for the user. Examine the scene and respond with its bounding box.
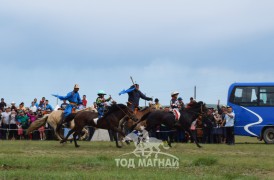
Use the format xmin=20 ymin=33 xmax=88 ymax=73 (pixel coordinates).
xmin=26 ymin=115 xmax=49 ymax=134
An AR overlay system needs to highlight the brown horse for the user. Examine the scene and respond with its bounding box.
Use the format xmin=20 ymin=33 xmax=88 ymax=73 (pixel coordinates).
xmin=135 ymin=101 xmax=207 ymax=148
xmin=122 ymin=105 xmax=156 ymax=133
xmin=60 ymin=103 xmax=138 ymax=148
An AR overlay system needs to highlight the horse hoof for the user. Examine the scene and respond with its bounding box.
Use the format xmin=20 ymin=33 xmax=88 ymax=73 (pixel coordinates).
xmin=117 ymin=145 xmax=122 ymax=148
xmin=75 ymin=145 xmax=80 ymax=148
xmin=125 ymin=140 xmax=130 ymax=145
xmin=60 ymin=140 xmax=65 ymax=144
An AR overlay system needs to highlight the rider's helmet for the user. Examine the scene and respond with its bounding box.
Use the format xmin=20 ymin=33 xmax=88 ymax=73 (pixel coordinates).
xmin=97 ymin=90 xmax=106 ymax=95
xmin=171 ymin=91 xmax=179 ymax=97
xmin=178 ymin=97 xmax=183 ymax=101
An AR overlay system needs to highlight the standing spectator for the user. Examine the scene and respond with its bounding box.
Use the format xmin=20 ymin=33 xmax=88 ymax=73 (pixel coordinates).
xmin=30 ymin=101 xmax=37 ymax=112
xmin=202 ymin=108 xmax=214 ymax=144
xmin=1 ymin=107 xmax=11 ymax=140
xmin=27 ymin=110 xmax=38 ymax=140
xmin=33 ymin=98 xmax=39 ymax=107
xmin=17 ymin=124 xmax=24 ymax=140
xmin=40 ymin=97 xmax=46 ymax=105
xmin=60 ymin=100 xmax=68 ymax=110
xmin=9 ymin=109 xmax=18 ymax=140
xmin=93 ymin=102 xmax=97 ymax=109
xmin=186 ymin=97 xmax=196 ymax=108
xmin=18 ymin=102 xmax=26 ymax=112
xmin=220 ymin=105 xmax=227 ymax=143
xmin=82 ymin=95 xmax=87 ymax=108
xmin=0 ymin=98 xmax=7 ymax=111
xmin=38 ymin=97 xmax=46 ymax=110
xmin=38 ymin=100 xmax=45 ymax=110
xmin=16 ymin=111 xmax=30 ymax=139
xmin=178 ymin=97 xmax=185 ymax=110
xmin=154 ymin=98 xmax=162 ymax=110
xmin=213 ymin=110 xmax=223 ymax=143
xmin=224 ymin=106 xmax=235 ymax=145
xmin=44 ymin=100 xmax=54 ymax=112
xmin=38 ymin=124 xmax=46 ymax=140
xmin=10 ymin=101 xmax=18 ymax=112
xmin=217 ymin=100 xmax=227 ymax=118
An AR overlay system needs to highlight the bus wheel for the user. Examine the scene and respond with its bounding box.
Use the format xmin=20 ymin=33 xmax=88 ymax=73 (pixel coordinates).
xmin=263 ymin=128 xmax=274 ymax=144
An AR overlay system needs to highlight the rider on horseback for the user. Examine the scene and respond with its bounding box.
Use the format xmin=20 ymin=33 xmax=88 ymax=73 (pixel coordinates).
xmin=170 ymin=91 xmax=181 ymax=125
xmin=53 ymin=84 xmax=82 ymax=130
xmin=127 ymin=84 xmax=153 ymax=112
xmin=96 ymin=90 xmax=111 ymax=118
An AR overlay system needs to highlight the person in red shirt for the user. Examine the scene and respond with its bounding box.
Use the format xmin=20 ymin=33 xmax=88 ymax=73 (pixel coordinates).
xmin=82 ymin=95 xmax=87 ymax=108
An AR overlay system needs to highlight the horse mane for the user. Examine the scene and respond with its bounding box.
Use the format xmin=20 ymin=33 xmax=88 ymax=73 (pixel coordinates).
xmin=188 ymin=101 xmax=203 ymax=108
xmin=104 ymin=103 xmax=128 ymax=117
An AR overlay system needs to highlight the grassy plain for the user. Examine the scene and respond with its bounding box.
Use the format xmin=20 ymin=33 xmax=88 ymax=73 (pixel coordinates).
xmin=0 ymin=136 xmax=274 ymax=180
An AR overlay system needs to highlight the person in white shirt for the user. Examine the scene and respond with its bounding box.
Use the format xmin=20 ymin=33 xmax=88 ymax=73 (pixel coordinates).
xmin=1 ymin=107 xmax=11 ymax=140
xmin=9 ymin=109 xmax=17 ymax=139
xmin=30 ymin=101 xmax=37 ymax=113
xmin=224 ymin=106 xmax=235 ymax=145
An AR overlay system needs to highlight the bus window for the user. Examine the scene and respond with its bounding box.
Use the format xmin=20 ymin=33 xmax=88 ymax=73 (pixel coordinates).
xmin=230 ymin=86 xmax=258 ymax=106
xmin=260 ymin=87 xmax=274 ymax=106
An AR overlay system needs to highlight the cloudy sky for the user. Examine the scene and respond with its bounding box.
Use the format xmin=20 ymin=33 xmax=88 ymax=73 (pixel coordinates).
xmin=1 ymin=0 xmax=274 ymax=107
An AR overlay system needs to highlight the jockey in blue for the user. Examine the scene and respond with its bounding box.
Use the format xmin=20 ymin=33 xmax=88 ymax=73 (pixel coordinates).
xmin=52 ymin=84 xmax=82 ymax=129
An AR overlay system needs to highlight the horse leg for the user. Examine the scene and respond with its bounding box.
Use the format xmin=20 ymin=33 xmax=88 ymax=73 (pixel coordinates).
xmin=167 ymin=138 xmax=172 ymax=147
xmin=114 ymin=127 xmax=130 ymax=146
xmin=112 ymin=130 xmax=122 ymax=148
xmin=73 ymin=132 xmax=80 ymax=148
xmin=167 ymin=130 xmax=172 ymax=147
xmin=60 ymin=128 xmax=75 ymax=144
xmin=187 ymin=129 xmax=202 ymax=148
xmin=52 ymin=123 xmax=63 ymax=140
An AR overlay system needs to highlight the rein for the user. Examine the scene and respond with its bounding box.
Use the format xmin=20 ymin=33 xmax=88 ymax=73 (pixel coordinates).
xmin=114 ymin=104 xmax=138 ymax=122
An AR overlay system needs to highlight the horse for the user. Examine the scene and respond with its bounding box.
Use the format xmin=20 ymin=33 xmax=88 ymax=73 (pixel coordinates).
xmin=121 ymin=104 xmax=156 ymax=134
xmin=60 ymin=103 xmax=138 ymax=148
xmin=136 ymin=101 xmax=207 ymax=148
xmin=26 ymin=107 xmax=96 ymax=140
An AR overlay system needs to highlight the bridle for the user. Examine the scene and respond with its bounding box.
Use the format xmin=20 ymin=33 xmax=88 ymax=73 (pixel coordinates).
xmin=115 ymin=104 xmax=138 ymax=122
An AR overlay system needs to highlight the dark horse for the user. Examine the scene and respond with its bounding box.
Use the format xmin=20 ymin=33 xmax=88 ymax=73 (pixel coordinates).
xmin=137 ymin=101 xmax=207 ymax=148
xmin=60 ymin=104 xmax=138 ymax=148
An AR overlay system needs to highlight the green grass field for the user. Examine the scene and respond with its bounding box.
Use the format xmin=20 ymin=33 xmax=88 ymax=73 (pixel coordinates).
xmin=0 ymin=137 xmax=274 ymax=180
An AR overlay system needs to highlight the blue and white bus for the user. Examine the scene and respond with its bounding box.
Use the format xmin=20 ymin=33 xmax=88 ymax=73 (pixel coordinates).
xmin=227 ymin=82 xmax=274 ymax=143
